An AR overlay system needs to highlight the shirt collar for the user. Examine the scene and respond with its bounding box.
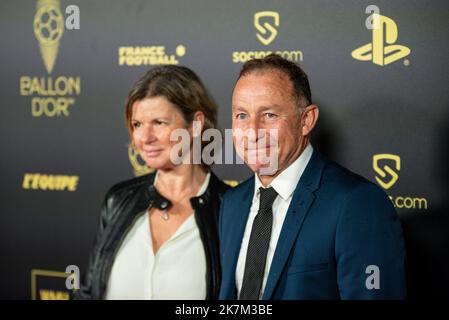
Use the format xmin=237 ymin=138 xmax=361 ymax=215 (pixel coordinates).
xmin=254 ymin=143 xmax=314 ymax=201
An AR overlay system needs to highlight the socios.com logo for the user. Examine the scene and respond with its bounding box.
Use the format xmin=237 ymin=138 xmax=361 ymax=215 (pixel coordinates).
xmin=232 ymin=11 xmax=302 ymax=63
xmin=373 ymin=154 xmax=428 ymax=210
xmin=34 ymin=0 xmax=65 ymax=74
xmin=352 ymin=13 xmax=410 ymax=66
xmin=254 ymin=11 xmax=279 ymax=45
xmin=373 ymin=154 xmax=400 ymax=190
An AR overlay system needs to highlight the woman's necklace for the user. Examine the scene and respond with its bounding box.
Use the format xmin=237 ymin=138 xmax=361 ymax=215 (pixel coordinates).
xmin=160 ymin=190 xmax=195 ymax=221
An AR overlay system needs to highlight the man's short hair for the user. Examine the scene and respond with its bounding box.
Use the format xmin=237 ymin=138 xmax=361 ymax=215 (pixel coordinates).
xmin=237 ymin=53 xmax=312 ymax=109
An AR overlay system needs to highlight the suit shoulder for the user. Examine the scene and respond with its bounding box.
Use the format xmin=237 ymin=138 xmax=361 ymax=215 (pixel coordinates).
xmin=321 ymin=160 xmax=393 ymax=214
xmin=322 ymin=160 xmax=382 ymax=195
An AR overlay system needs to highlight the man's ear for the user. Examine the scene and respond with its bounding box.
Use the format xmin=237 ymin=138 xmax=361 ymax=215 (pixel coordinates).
xmin=301 ymin=104 xmax=319 ymax=136
xmin=191 ymin=111 xmax=205 ymax=138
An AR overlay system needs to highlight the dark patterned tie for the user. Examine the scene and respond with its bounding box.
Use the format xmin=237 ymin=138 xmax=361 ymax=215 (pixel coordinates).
xmin=239 ymin=186 xmax=278 ymax=300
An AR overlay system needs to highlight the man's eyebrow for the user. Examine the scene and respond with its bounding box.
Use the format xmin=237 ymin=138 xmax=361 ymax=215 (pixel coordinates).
xmin=232 ymin=105 xmax=247 ymax=112
xmin=257 ymin=104 xmax=282 ymax=111
xmin=232 ymin=104 xmax=282 ymax=112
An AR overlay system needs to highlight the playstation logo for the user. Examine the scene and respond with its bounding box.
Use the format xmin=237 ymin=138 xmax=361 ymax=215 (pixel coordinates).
xmin=352 ymin=13 xmax=410 ymax=66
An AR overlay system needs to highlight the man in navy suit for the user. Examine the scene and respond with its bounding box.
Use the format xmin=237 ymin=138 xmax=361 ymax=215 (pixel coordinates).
xmin=219 ymin=54 xmax=406 ymax=300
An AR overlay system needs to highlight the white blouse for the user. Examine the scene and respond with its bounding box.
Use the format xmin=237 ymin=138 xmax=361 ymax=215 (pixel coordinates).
xmin=105 ymin=172 xmax=210 ymax=300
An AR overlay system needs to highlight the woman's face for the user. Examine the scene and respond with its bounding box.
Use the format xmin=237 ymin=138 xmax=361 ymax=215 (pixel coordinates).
xmin=131 ymin=96 xmax=189 ymax=170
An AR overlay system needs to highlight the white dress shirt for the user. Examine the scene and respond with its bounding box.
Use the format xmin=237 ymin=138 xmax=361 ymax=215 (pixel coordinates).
xmin=105 ymin=172 xmax=210 ymax=300
xmin=235 ymin=144 xmax=313 ymax=299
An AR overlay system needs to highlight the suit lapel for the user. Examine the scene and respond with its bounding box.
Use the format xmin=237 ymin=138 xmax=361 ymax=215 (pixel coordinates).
xmin=263 ymin=150 xmax=327 ymax=299
xmin=221 ymin=177 xmax=254 ymax=299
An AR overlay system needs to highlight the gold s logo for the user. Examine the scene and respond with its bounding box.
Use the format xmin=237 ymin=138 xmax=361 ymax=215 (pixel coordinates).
xmin=373 ymin=154 xmax=401 ymax=190
xmin=352 ymin=14 xmax=410 ymax=66
xmin=34 ymin=0 xmax=65 ymax=74
xmin=128 ymin=143 xmax=154 ymax=177
xmin=254 ymin=11 xmax=279 ymax=45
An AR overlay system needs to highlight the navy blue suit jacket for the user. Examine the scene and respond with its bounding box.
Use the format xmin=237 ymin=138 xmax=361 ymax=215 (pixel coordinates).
xmin=219 ymin=150 xmax=406 ymax=299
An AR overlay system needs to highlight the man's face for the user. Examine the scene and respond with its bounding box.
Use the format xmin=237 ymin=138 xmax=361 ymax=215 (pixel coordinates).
xmin=232 ymin=71 xmax=305 ymax=175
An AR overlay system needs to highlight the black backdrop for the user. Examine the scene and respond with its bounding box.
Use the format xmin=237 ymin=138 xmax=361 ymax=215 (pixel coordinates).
xmin=1 ymin=0 xmax=448 ymax=299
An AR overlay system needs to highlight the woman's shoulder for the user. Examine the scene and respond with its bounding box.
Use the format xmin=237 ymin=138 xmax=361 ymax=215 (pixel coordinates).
xmin=97 ymin=172 xmax=156 ymax=226
xmin=105 ymin=171 xmax=156 ymax=200
xmin=209 ymin=170 xmax=231 ymax=197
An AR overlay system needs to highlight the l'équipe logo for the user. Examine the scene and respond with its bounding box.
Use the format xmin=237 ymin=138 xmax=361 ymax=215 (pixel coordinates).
xmin=118 ymin=45 xmax=187 ymax=66
xmin=22 ymin=173 xmax=79 ymax=191
xmin=373 ymin=154 xmax=427 ymax=210
xmin=20 ymin=0 xmax=81 ymax=118
xmin=232 ymin=11 xmax=303 ymax=63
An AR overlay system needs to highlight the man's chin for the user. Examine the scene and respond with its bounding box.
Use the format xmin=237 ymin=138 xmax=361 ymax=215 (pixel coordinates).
xmin=247 ymin=162 xmax=278 ymax=176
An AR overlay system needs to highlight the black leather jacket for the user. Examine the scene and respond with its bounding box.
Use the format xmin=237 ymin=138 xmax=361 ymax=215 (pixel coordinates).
xmin=75 ymin=170 xmax=229 ymax=300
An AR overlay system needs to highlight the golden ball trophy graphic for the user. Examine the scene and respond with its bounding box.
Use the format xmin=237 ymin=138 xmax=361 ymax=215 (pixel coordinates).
xmin=128 ymin=143 xmax=154 ymax=177
xmin=33 ymin=0 xmax=64 ymax=74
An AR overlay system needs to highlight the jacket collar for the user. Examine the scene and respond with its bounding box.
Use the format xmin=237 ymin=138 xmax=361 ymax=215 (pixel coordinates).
xmin=262 ymin=149 xmax=328 ymax=299
xmin=138 ymin=170 xmax=221 ymax=213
